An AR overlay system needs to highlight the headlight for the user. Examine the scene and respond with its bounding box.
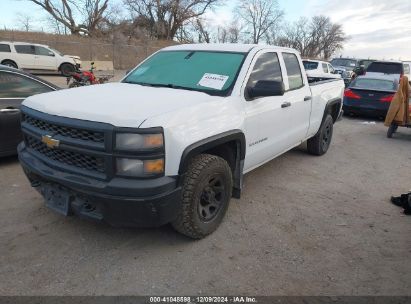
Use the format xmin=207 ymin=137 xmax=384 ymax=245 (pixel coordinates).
xmin=116 ymin=158 xmax=164 ymax=177
xmin=116 ymin=133 xmax=164 ymax=150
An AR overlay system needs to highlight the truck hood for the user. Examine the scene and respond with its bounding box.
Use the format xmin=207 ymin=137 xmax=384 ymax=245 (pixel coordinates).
xmin=23 ymin=83 xmax=218 ymax=128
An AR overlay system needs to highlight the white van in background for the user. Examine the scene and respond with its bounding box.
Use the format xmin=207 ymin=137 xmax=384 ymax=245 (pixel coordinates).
xmin=0 ymin=41 xmax=81 ymax=76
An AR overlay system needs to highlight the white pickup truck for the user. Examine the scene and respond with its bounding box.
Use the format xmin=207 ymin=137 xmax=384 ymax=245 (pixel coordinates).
xmin=18 ymin=44 xmax=344 ymax=239
xmin=303 ymin=59 xmax=341 ymax=82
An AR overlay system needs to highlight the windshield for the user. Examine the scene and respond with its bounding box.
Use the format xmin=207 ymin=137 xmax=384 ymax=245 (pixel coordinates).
xmin=123 ymin=51 xmax=246 ymax=96
xmin=303 ymin=61 xmax=319 ymax=70
xmin=352 ymin=78 xmax=396 ymax=91
xmin=51 ymin=48 xmax=63 ymax=56
xmin=330 ymin=59 xmax=357 ymax=70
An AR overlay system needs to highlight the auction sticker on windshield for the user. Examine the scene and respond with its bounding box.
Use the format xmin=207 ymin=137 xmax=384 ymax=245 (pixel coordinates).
xmin=198 ymin=73 xmax=229 ymax=90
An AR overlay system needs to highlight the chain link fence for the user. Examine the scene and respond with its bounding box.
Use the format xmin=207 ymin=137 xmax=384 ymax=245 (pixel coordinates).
xmin=0 ymin=30 xmax=174 ymax=70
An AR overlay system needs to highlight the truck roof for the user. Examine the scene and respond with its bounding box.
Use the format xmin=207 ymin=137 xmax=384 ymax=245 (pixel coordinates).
xmin=162 ymin=43 xmax=297 ymax=53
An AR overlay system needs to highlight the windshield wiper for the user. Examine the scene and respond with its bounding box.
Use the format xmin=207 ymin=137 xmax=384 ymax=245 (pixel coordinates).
xmin=123 ymin=81 xmax=215 ymax=95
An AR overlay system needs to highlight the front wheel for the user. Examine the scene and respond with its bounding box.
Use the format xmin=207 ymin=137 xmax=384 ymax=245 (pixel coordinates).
xmin=172 ymin=154 xmax=233 ymax=239
xmin=2 ymin=60 xmax=17 ymax=69
xmin=60 ymin=63 xmax=75 ymax=77
xmin=307 ymin=114 xmax=334 ymax=156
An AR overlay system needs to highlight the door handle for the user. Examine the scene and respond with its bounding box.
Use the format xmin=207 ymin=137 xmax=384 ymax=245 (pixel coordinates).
xmin=304 ymin=96 xmax=312 ymax=101
xmin=0 ymin=108 xmax=20 ymax=113
xmin=281 ymin=102 xmax=291 ymax=108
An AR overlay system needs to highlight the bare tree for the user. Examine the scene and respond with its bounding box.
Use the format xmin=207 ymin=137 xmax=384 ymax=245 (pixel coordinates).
xmin=123 ymin=0 xmax=220 ymax=40
xmin=226 ymin=20 xmax=241 ymax=43
xmin=27 ymin=0 xmax=109 ymax=36
xmin=194 ymin=18 xmax=211 ymax=43
xmin=238 ymin=0 xmax=283 ymax=44
xmin=277 ymin=16 xmax=346 ymax=60
xmin=15 ymin=13 xmax=34 ymax=31
xmin=217 ymin=26 xmax=227 ymax=43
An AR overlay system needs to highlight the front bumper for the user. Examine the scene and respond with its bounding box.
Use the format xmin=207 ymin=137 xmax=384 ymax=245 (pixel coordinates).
xmin=18 ymin=143 xmax=182 ymax=227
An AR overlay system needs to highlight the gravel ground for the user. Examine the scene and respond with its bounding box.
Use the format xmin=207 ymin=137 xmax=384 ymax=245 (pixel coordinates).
xmin=0 ymin=78 xmax=411 ymax=295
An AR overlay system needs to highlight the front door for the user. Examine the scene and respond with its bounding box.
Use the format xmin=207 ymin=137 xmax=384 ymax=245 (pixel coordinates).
xmin=243 ymin=51 xmax=294 ymax=171
xmin=35 ymin=46 xmax=57 ymax=70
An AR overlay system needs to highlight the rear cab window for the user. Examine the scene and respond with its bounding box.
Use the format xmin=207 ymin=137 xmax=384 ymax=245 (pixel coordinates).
xmin=303 ymin=61 xmax=318 ymax=70
xmin=14 ymin=45 xmax=35 ymax=55
xmin=322 ymin=63 xmax=328 ymax=73
xmin=0 ymin=44 xmax=11 ymax=52
xmin=282 ymin=53 xmax=304 ymax=90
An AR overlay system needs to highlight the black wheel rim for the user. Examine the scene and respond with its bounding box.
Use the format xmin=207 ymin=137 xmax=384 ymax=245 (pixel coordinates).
xmin=198 ymin=175 xmax=225 ymax=222
xmin=322 ymin=123 xmax=332 ymax=150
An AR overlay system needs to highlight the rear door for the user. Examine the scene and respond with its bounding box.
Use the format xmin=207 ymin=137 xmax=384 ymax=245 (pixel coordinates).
xmin=280 ymin=52 xmax=312 ymax=142
xmin=0 ymin=70 xmax=54 ymax=155
xmin=35 ymin=46 xmax=57 ymax=70
xmin=13 ymin=44 xmax=36 ymax=69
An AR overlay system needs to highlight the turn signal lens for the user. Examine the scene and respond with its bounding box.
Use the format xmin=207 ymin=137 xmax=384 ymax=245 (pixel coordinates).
xmin=144 ymin=134 xmax=164 ymax=148
xmin=144 ymin=159 xmax=165 ymax=174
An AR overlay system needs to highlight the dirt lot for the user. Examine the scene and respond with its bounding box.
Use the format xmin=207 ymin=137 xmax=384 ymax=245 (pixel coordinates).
xmin=0 ymin=75 xmax=411 ymax=295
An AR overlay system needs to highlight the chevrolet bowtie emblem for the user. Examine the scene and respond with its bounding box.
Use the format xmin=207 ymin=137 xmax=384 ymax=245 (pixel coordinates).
xmin=41 ymin=135 xmax=60 ymax=149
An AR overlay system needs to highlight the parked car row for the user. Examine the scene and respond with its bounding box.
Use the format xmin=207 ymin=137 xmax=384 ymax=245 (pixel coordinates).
xmin=0 ymin=65 xmax=59 ymax=156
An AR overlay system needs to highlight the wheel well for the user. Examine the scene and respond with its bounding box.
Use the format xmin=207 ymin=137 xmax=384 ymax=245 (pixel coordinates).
xmin=179 ymin=132 xmax=246 ymax=198
xmin=1 ymin=59 xmax=17 ymax=67
xmin=58 ymin=62 xmax=73 ymax=71
xmin=202 ymin=141 xmax=237 ymax=174
xmin=327 ymin=99 xmax=342 ymax=122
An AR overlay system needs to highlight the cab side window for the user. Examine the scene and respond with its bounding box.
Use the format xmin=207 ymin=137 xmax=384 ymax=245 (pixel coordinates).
xmin=328 ymin=64 xmax=335 ymax=74
xmin=282 ymin=53 xmax=304 ymax=90
xmin=0 ymin=71 xmax=52 ymax=98
xmin=14 ymin=45 xmax=35 ymax=55
xmin=36 ymin=46 xmax=54 ymax=56
xmin=247 ymin=52 xmax=283 ymax=88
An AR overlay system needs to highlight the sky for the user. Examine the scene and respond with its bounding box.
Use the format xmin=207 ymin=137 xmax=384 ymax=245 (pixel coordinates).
xmin=0 ymin=0 xmax=410 ymax=60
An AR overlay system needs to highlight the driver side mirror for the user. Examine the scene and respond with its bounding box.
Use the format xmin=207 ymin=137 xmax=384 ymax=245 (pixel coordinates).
xmin=247 ymin=80 xmax=285 ymax=100
xmin=48 ymin=51 xmax=55 ymax=57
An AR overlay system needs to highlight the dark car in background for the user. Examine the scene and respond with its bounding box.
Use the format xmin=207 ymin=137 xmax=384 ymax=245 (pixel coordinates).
xmin=365 ymin=61 xmax=404 ymax=82
xmin=343 ymin=75 xmax=398 ymax=118
xmin=0 ymin=65 xmax=59 ymax=156
xmin=330 ymin=58 xmax=358 ymax=85
xmin=353 ymin=59 xmax=376 ymax=76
